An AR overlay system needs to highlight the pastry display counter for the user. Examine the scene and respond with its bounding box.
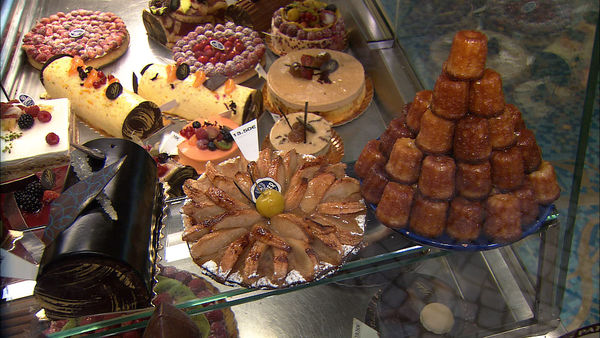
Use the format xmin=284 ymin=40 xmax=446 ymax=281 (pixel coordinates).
xmin=1 ymin=0 xmax=596 ymax=337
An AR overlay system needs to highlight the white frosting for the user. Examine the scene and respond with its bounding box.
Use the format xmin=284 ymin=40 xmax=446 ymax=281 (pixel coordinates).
xmin=1 ymin=98 xmax=71 ymax=177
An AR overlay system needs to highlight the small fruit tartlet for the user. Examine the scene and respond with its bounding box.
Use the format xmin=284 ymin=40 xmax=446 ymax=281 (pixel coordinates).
xmin=177 ymin=116 xmax=240 ymax=173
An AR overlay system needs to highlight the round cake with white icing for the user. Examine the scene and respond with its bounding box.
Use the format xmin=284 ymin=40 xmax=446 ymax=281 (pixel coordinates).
xmin=269 ymin=112 xmax=331 ymax=157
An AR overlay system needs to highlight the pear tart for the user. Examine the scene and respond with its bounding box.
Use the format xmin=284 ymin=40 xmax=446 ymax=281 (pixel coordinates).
xmin=181 ymin=148 xmax=366 ymax=288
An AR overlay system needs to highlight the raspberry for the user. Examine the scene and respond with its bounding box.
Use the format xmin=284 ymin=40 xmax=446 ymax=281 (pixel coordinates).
xmin=17 ymin=113 xmax=34 ymax=130
xmin=157 ymin=164 xmax=168 ymax=177
xmin=43 ymin=190 xmax=60 ymax=202
xmin=156 ymin=152 xmax=169 ymax=163
xmin=24 ymin=105 xmax=40 ymax=117
xmin=46 ymin=132 xmax=60 ymax=145
xmin=37 ymin=110 xmax=52 ymax=123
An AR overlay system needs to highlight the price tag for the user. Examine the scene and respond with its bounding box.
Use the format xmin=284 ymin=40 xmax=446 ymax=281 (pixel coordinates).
xmin=255 ymin=63 xmax=267 ymax=79
xmin=230 ymin=119 xmax=259 ymax=161
xmin=351 ymin=318 xmax=379 ymax=338
xmin=159 ymin=131 xmax=186 ymax=156
xmin=17 ymin=93 xmax=35 ymax=107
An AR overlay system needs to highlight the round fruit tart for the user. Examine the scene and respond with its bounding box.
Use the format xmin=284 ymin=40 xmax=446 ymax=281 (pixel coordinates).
xmin=269 ymin=0 xmax=347 ymax=55
xmin=181 ymin=148 xmax=366 ymax=288
xmin=177 ymin=117 xmax=240 ymax=174
xmin=22 ymin=9 xmax=129 ymax=69
xmin=172 ymin=22 xmax=266 ymax=83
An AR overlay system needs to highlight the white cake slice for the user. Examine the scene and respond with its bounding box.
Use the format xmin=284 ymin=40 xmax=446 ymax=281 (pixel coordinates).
xmin=1 ymin=98 xmax=76 ymax=182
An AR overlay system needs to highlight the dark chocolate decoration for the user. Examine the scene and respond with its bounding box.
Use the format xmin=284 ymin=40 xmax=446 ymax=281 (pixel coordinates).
xmin=39 ymin=54 xmax=73 ymax=85
xmin=165 ymin=166 xmax=199 ymax=198
xmin=151 ymin=73 xmax=159 ymax=81
xmin=242 ymin=88 xmax=263 ymax=123
xmin=142 ymin=10 xmax=168 ymax=46
xmin=40 ymin=169 xmax=56 ymax=190
xmin=42 ymin=157 xmax=126 ymax=245
xmin=141 ymin=63 xmax=154 ymax=76
xmin=169 ymin=0 xmax=180 ymax=11
xmin=122 ymin=101 xmax=164 ymax=139
xmin=106 ymin=82 xmax=124 ymax=100
xmin=203 ymin=74 xmax=227 ymax=91
xmin=34 ymin=138 xmax=162 ymax=319
xmin=320 ymin=59 xmax=339 ymax=73
xmin=77 ymin=66 xmax=87 ymax=81
xmin=133 ymin=72 xmax=139 ymax=94
xmin=143 ymin=303 xmax=200 ymax=338
xmin=176 ymin=63 xmax=190 ymax=80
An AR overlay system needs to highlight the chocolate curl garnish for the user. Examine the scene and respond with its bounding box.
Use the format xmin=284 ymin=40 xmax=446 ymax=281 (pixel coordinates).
xmin=304 ymin=102 xmax=308 ymax=143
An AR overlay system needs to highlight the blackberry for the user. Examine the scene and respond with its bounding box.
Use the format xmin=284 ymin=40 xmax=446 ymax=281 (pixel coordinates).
xmin=207 ymin=141 xmax=217 ymax=151
xmin=14 ymin=181 xmax=44 ymax=213
xmin=192 ymin=121 xmax=201 ymax=129
xmin=223 ymin=132 xmax=234 ymax=142
xmin=157 ymin=152 xmax=169 ymax=163
xmin=17 ymin=113 xmax=34 ymax=130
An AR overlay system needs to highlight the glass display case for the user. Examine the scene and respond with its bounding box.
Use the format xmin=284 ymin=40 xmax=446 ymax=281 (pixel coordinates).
xmin=1 ymin=0 xmax=597 ymax=337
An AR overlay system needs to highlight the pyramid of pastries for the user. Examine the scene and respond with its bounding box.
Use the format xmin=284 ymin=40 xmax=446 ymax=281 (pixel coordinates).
xmin=181 ymin=148 xmax=366 ymax=288
xmin=356 ymin=30 xmax=560 ymax=243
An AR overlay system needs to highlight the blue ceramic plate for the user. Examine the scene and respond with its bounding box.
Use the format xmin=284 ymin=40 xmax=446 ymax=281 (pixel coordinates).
xmin=368 ymin=203 xmax=556 ymax=251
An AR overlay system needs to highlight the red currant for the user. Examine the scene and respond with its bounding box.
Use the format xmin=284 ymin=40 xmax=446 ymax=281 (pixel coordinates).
xmin=37 ymin=110 xmax=52 ymax=123
xmin=45 ymin=132 xmax=60 ymax=145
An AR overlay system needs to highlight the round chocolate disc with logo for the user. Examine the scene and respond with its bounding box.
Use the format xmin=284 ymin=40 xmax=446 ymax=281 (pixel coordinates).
xmin=210 ymin=40 xmax=225 ymax=51
xmin=18 ymin=93 xmax=36 ymax=107
xmin=69 ymin=28 xmax=85 ymax=38
xmin=250 ymin=178 xmax=282 ymax=203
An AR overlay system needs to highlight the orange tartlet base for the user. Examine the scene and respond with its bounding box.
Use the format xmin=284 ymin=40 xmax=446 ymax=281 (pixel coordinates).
xmin=177 ymin=116 xmax=240 ymax=173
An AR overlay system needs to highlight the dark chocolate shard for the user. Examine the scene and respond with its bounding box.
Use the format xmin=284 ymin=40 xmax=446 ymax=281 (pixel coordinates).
xmin=141 ymin=63 xmax=154 ymax=76
xmin=133 ymin=72 xmax=139 ymax=94
xmin=165 ymin=166 xmax=199 ymax=198
xmin=203 ymin=74 xmax=227 ymax=91
xmin=42 ymin=155 xmax=126 ymax=245
xmin=143 ymin=303 xmax=204 ymax=338
xmin=242 ymin=88 xmax=263 ymax=123
xmin=40 ymin=169 xmax=56 ymax=190
xmin=142 ymin=10 xmax=167 ymax=46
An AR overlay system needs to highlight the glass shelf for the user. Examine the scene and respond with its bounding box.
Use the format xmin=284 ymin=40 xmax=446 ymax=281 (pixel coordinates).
xmin=2 ymin=0 xmax=592 ymax=336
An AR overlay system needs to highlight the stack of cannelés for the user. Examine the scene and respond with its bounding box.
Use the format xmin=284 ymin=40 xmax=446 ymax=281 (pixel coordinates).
xmin=356 ymin=30 xmax=560 ymax=243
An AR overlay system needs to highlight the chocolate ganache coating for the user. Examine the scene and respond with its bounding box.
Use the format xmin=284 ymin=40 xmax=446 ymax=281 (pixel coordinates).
xmin=35 ymin=138 xmax=162 ymax=319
